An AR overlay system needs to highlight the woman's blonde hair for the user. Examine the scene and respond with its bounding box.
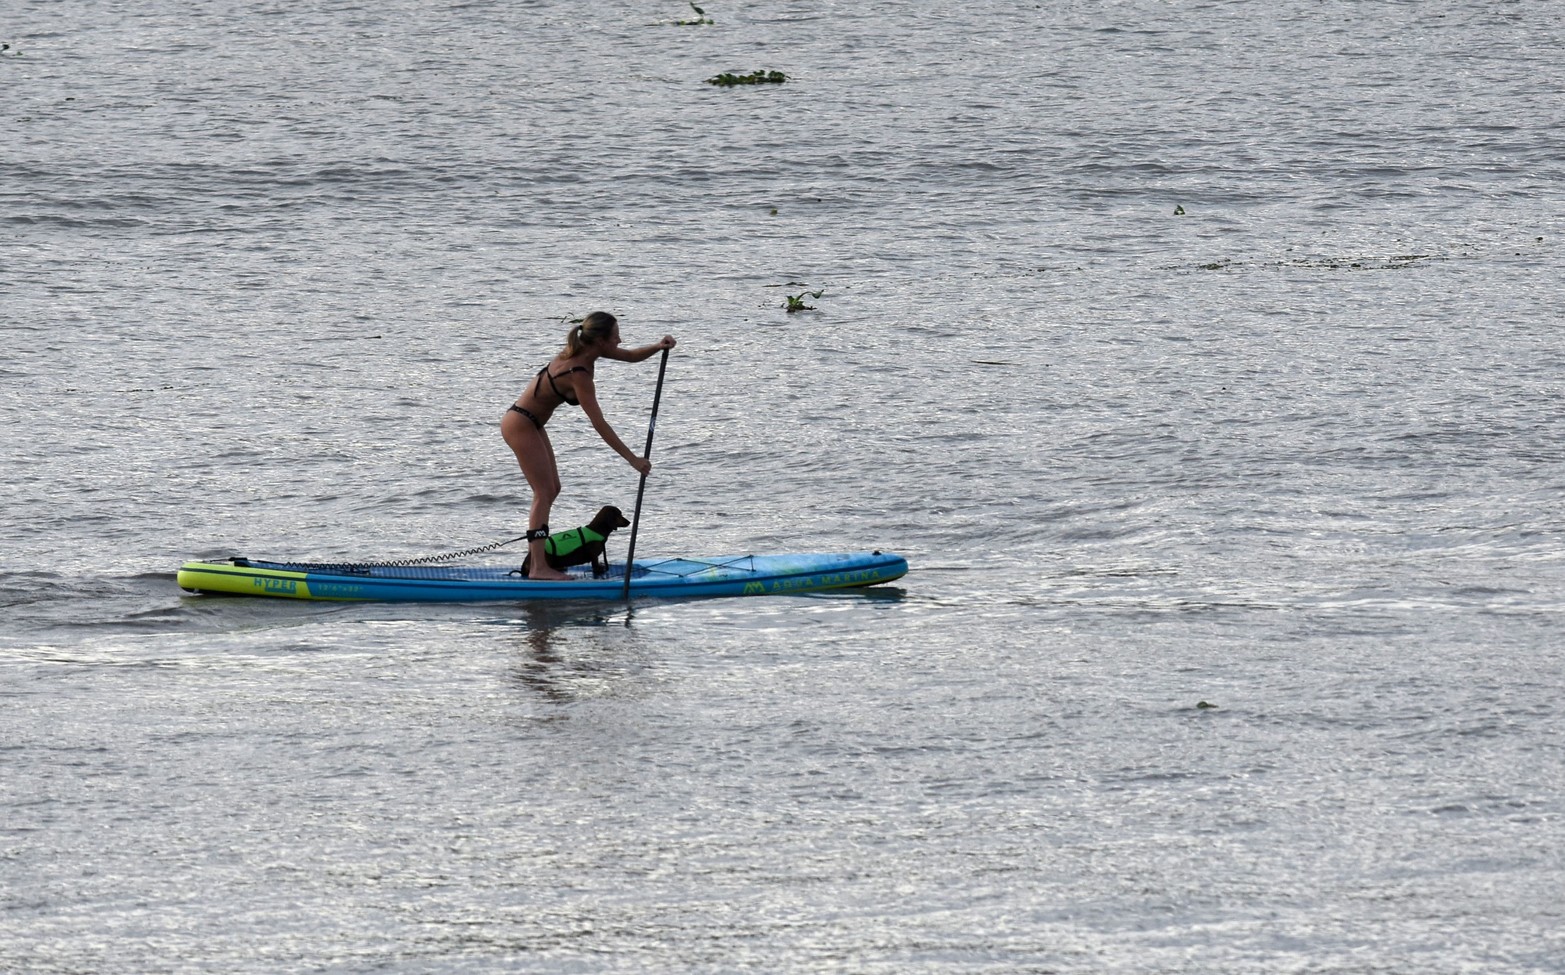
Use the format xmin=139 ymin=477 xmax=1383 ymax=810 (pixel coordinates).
xmin=562 ymin=311 xmax=617 ymax=357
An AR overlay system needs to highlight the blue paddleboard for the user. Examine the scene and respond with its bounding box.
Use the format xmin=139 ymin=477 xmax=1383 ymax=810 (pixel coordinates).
xmin=176 ymin=551 xmax=908 ymax=602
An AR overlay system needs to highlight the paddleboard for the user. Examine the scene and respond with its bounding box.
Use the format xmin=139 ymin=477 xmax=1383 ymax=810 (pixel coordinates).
xmin=176 ymin=551 xmax=908 ymax=602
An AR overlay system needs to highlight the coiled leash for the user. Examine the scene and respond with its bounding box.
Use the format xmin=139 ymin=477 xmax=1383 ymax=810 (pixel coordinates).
xmin=253 ymin=532 xmax=533 ymax=573
xmin=365 ymin=532 xmax=535 ymax=568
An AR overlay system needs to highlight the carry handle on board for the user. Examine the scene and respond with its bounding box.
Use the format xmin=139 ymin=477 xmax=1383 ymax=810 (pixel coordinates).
xmin=622 ymin=346 xmax=670 ymax=599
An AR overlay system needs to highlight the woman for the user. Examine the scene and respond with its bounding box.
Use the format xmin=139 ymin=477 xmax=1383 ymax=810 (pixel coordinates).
xmin=502 ymin=312 xmax=676 ymax=580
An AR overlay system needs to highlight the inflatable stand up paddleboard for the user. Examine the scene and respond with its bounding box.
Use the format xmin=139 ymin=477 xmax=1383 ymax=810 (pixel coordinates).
xmin=177 ymin=551 xmax=908 ymax=602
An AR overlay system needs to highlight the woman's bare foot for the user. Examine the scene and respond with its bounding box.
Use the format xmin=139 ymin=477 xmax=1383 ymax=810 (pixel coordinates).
xmin=523 ymin=536 xmax=570 ymax=581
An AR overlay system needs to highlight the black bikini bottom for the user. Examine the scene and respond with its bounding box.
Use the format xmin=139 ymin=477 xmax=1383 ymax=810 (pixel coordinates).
xmin=507 ymin=404 xmax=542 ymax=430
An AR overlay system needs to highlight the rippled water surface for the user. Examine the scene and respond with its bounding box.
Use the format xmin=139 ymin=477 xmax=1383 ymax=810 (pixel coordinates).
xmin=5 ymin=1 xmax=1565 ymax=972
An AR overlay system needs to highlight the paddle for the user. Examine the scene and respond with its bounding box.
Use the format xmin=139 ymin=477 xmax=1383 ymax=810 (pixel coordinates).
xmin=621 ymin=346 xmax=670 ymax=599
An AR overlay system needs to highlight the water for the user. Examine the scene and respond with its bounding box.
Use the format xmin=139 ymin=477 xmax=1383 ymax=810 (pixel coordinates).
xmin=5 ymin=1 xmax=1565 ymax=971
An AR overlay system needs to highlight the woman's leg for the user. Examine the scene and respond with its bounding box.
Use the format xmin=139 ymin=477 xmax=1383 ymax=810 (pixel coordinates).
xmin=502 ymin=412 xmax=572 ymax=580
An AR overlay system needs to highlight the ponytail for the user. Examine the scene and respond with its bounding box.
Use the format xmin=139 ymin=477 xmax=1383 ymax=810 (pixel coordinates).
xmin=561 ymin=311 xmax=617 ymax=357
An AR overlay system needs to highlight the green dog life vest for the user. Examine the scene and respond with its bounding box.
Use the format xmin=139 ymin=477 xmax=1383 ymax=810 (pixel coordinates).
xmin=545 ymin=526 xmax=607 ymax=559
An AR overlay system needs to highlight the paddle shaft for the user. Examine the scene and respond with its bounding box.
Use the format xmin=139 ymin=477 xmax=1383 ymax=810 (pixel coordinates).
xmin=621 ymin=347 xmax=670 ymax=599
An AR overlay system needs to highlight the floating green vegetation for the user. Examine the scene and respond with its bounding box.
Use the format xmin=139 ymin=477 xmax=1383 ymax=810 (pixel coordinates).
xmin=651 ymin=3 xmax=712 ymax=26
xmin=785 ymin=288 xmax=825 ymax=312
xmin=707 ymin=69 xmax=787 ymax=87
xmin=676 ymin=3 xmax=714 ymax=25
xmin=1173 ymin=204 xmax=1186 ymax=215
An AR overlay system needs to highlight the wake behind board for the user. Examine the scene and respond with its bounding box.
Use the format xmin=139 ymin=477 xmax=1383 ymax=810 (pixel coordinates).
xmin=177 ymin=551 xmax=908 ymax=602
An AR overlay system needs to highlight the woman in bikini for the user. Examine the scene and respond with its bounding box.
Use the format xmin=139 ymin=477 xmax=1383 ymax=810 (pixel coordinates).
xmin=502 ymin=311 xmax=676 ymax=580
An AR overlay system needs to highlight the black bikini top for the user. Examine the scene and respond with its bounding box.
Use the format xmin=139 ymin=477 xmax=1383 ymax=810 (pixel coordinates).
xmin=534 ymin=364 xmax=590 ymax=407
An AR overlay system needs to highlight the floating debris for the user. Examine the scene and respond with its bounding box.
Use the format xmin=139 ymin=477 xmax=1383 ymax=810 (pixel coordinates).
xmin=651 ymin=2 xmax=713 ymax=25
xmin=1174 ymin=253 xmax=1444 ymax=272
xmin=1283 ymin=254 xmax=1438 ymax=271
xmin=1174 ymin=204 xmax=1186 ymax=215
xmin=676 ymin=3 xmax=714 ymax=25
xmin=707 ymin=69 xmax=787 ymax=87
xmin=1196 ymin=701 xmax=1218 ymax=709
xmin=785 ymin=289 xmax=824 ymax=312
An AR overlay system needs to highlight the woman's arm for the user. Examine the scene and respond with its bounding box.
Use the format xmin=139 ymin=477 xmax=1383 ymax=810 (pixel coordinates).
xmin=573 ymin=375 xmax=651 ymax=474
xmin=601 ymin=335 xmax=676 ymax=363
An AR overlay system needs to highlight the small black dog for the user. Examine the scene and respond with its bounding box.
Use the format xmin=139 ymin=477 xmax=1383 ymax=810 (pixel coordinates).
xmin=520 ymin=505 xmax=631 ymax=578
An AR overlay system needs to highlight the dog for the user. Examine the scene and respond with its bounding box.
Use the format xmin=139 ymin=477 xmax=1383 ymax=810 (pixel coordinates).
xmin=520 ymin=505 xmax=631 ymax=578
